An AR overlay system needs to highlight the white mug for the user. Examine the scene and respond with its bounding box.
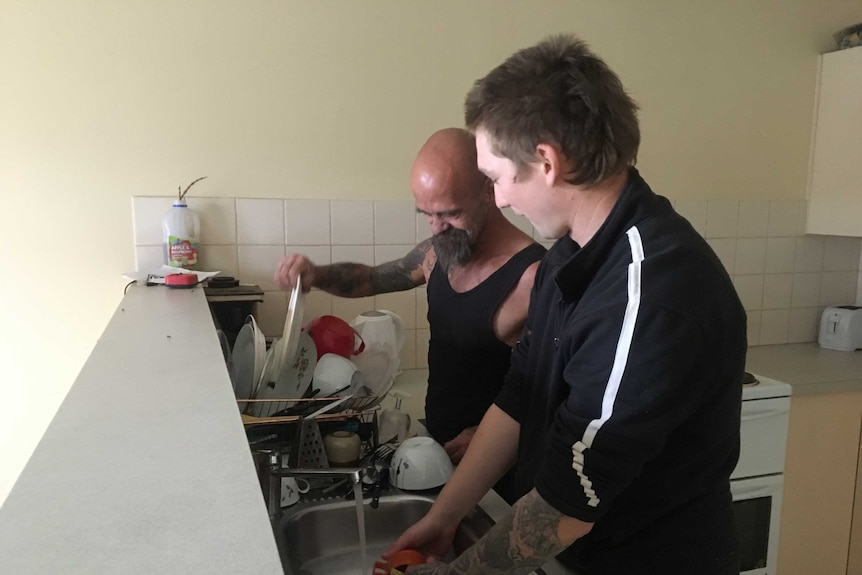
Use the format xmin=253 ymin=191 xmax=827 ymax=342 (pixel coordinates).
xmin=280 ymin=476 xmax=311 ymax=507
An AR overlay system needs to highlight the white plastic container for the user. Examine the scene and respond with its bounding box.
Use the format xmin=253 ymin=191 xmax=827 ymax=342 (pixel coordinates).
xmin=162 ymin=200 xmax=200 ymax=268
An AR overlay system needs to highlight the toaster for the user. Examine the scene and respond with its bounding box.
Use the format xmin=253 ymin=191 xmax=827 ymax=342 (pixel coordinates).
xmin=819 ymin=305 xmax=862 ymax=351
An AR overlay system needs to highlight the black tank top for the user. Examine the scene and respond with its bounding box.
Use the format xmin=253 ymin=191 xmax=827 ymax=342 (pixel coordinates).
xmin=425 ymin=243 xmax=546 ymax=443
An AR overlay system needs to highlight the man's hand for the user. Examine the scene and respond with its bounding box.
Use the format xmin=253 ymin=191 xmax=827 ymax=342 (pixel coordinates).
xmin=274 ymin=254 xmax=316 ymax=292
xmin=382 ymin=511 xmax=457 ymax=567
xmin=443 ymin=427 xmax=477 ymax=464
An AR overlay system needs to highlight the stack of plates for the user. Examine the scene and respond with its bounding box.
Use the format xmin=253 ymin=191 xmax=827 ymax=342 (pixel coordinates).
xmin=232 ymin=278 xmax=316 ymax=417
xmin=229 ymin=315 xmax=266 ymax=404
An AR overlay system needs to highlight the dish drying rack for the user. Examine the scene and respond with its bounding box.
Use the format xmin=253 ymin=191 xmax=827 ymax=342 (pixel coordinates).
xmin=242 ymin=396 xmax=382 ymax=470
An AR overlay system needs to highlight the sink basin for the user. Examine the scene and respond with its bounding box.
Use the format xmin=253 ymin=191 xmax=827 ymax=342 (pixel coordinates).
xmin=271 ymin=491 xmax=495 ymax=575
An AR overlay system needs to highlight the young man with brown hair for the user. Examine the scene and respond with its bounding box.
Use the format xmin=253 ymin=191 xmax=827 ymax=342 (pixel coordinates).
xmin=384 ymin=35 xmax=745 ymax=575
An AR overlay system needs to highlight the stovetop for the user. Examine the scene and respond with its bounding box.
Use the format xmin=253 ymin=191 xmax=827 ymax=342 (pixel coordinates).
xmin=742 ymin=372 xmax=793 ymax=401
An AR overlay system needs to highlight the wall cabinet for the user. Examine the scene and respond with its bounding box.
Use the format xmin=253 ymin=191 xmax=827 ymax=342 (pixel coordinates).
xmin=778 ymin=391 xmax=862 ymax=575
xmin=806 ymin=47 xmax=862 ymax=237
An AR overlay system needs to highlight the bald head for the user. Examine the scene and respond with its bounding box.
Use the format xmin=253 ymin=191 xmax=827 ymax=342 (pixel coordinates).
xmin=410 ymin=128 xmax=488 ymax=202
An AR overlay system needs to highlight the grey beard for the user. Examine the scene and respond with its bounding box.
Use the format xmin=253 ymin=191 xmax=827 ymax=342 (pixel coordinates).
xmin=432 ymin=228 xmax=473 ymax=272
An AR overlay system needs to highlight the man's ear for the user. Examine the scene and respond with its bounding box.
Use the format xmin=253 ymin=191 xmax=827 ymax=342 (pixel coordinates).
xmin=482 ymin=176 xmax=494 ymax=200
xmin=535 ymin=143 xmax=569 ymax=186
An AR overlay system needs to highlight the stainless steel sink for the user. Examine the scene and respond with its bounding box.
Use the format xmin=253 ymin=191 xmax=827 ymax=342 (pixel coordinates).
xmin=271 ymin=491 xmax=495 ymax=575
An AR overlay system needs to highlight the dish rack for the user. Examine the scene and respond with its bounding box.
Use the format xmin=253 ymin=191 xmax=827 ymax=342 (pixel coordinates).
xmin=241 ymin=396 xmax=381 ymax=470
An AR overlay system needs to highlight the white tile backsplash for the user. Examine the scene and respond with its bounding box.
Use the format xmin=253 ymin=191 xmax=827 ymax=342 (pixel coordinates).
xmin=791 ymin=273 xmax=822 ymax=308
xmin=285 ymin=200 xmax=330 ymax=245
xmin=706 ymin=200 xmax=739 ymax=239
xmin=746 ymin=311 xmax=762 ymax=346
xmin=732 ymin=275 xmax=763 ymax=311
xmin=375 ymin=290 xmax=418 ymax=330
xmin=416 ymin=212 xmax=432 ymax=242
xmin=794 ymin=236 xmax=825 ymax=273
xmin=237 ymin=245 xmax=285 ymax=290
xmin=737 ymin=200 xmax=770 ymax=238
xmin=762 ymin=274 xmax=793 ymax=310
xmin=375 ymin=201 xmax=417 ymax=245
xmin=768 ymin=200 xmax=800 ymax=237
xmin=734 ymin=238 xmax=767 ymax=275
xmin=416 ymin=328 xmax=430 ymax=369
xmin=331 ymin=201 xmax=373 ymax=244
xmin=131 ymin=194 xmax=862 ymax=347
xmin=331 ymin=296 xmax=376 ymax=326
xmin=673 ymin=199 xmax=708 ymax=236
xmin=375 ymin=244 xmax=414 ymax=266
xmin=416 ymin=287 xmax=429 ymax=329
xmin=303 ymin=290 xmax=333 ymax=326
xmin=760 ymin=309 xmax=790 ymax=345
xmin=820 ymin=271 xmax=849 ymax=307
xmin=237 ymin=199 xmax=284 ymax=245
xmin=823 ymin=236 xmax=861 ymax=272
xmin=707 ymin=238 xmax=737 ymax=274
xmin=765 ymin=238 xmax=797 ymax=274
xmin=789 ymin=307 xmax=820 ymax=343
xmin=187 ymin=197 xmax=236 ymax=245
xmin=198 ymin=245 xmax=239 ymax=278
xmin=331 ymin=245 xmax=374 ymax=266
xmin=285 ymin=245 xmax=331 ymax=267
xmin=255 ymin=291 xmax=288 ymax=338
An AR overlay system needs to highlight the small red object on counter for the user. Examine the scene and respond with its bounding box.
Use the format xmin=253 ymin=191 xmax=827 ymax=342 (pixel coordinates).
xmin=165 ymin=273 xmax=198 ymax=289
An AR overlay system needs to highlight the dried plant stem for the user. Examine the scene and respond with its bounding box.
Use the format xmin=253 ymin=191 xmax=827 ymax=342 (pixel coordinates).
xmin=178 ymin=176 xmax=208 ymax=201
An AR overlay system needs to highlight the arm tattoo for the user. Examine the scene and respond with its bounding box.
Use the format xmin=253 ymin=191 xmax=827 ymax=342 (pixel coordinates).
xmin=314 ymin=263 xmax=374 ymax=297
xmin=416 ymin=490 xmax=571 ymax=575
xmin=369 ymin=240 xmax=431 ymax=293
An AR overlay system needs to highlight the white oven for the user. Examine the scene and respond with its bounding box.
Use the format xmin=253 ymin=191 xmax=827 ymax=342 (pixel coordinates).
xmin=733 ymin=374 xmax=792 ymax=575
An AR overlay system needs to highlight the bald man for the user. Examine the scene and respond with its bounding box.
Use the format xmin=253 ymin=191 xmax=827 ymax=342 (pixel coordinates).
xmin=274 ymin=129 xmax=544 ymax=496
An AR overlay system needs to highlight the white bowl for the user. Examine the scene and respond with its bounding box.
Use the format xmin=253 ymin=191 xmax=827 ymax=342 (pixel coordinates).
xmin=389 ymin=437 xmax=453 ymax=491
xmin=312 ymin=353 xmax=364 ymax=397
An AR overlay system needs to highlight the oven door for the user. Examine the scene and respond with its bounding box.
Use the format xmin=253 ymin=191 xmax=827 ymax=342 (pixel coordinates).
xmin=731 ymin=474 xmax=783 ymax=575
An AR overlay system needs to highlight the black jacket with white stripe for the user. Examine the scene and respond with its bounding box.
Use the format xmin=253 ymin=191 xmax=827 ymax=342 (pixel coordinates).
xmin=496 ymin=169 xmax=746 ymax=574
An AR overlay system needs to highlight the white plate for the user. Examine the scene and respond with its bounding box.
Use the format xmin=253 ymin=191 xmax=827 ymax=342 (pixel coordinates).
xmin=230 ymin=323 xmax=256 ymax=402
xmin=274 ymin=276 xmax=305 ymax=376
xmin=254 ymin=332 xmax=317 ymax=417
xmin=248 ymin=315 xmax=267 ymax=386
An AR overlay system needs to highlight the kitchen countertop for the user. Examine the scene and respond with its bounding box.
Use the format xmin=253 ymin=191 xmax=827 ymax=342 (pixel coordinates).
xmin=746 ymin=343 xmax=862 ymax=395
xmin=0 ymin=285 xmax=283 ymax=574
xmin=0 ymin=285 xmax=572 ymax=575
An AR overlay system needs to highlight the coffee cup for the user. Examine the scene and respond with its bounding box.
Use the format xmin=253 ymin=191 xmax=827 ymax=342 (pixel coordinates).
xmin=280 ymin=476 xmax=311 ymax=507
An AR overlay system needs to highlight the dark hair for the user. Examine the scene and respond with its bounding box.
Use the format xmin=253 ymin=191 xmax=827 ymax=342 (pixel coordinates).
xmin=464 ymin=34 xmax=640 ymax=187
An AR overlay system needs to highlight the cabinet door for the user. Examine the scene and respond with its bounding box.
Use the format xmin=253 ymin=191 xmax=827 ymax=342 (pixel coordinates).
xmin=806 ymin=47 xmax=862 ymax=236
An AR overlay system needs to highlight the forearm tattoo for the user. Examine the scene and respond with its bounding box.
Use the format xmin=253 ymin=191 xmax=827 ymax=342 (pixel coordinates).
xmin=314 ymin=263 xmax=374 ymax=296
xmin=410 ymin=490 xmax=571 ymax=575
xmin=314 ymin=241 xmax=431 ymax=297
xmin=369 ymin=240 xmax=432 ymax=293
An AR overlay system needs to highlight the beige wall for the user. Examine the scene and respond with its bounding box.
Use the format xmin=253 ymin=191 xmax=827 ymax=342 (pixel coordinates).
xmin=1 ymin=0 xmax=861 ymax=506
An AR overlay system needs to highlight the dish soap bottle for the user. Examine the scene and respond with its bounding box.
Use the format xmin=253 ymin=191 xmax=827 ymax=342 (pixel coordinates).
xmin=379 ymin=390 xmax=411 ymax=444
xmin=163 ymin=176 xmax=206 ymax=268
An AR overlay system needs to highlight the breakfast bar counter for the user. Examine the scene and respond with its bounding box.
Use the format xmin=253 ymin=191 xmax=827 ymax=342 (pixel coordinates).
xmin=0 ymin=285 xmax=284 ymax=574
